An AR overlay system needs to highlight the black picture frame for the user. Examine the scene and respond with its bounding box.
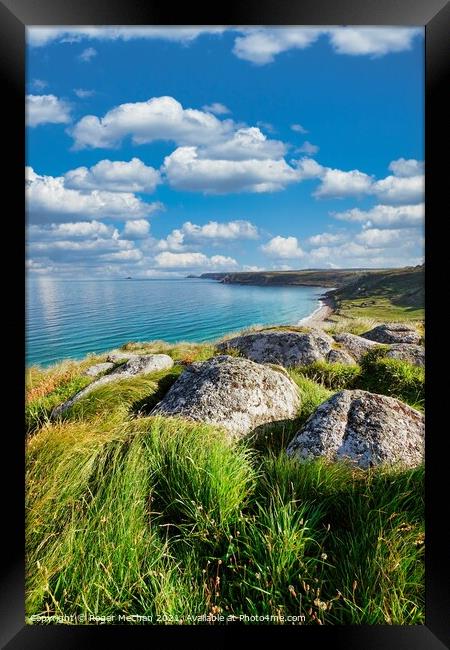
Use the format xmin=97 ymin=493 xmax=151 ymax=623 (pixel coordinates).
xmin=2 ymin=1 xmax=449 ymax=647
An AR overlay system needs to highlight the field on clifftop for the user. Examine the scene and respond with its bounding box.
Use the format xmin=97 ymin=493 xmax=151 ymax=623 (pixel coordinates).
xmin=26 ymin=320 xmax=425 ymax=626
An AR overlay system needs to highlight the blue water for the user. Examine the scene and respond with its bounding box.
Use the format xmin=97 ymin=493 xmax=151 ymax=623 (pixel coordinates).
xmin=26 ymin=278 xmax=326 ymax=367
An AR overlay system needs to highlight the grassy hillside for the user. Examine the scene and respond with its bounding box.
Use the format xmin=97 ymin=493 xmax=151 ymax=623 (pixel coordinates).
xmin=26 ymin=333 xmax=425 ymax=625
xmin=199 ymin=269 xmax=388 ymax=288
xmin=328 ymin=265 xmax=424 ymax=322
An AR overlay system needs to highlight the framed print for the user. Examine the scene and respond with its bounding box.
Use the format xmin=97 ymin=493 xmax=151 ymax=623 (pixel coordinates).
xmin=2 ymin=0 xmax=449 ymax=647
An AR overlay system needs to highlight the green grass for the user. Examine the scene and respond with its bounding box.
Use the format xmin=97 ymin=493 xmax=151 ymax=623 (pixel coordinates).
xmin=336 ymin=296 xmax=424 ymax=322
xmin=25 ymin=336 xmax=425 ymax=625
xmin=295 ymin=350 xmax=424 ymax=411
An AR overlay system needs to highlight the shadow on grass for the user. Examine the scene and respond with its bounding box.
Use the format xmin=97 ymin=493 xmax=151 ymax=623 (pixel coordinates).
xmin=130 ymin=372 xmax=180 ymax=416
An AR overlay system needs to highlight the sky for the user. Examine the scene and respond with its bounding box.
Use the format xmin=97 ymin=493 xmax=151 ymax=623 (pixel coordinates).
xmin=26 ymin=26 xmax=425 ymax=278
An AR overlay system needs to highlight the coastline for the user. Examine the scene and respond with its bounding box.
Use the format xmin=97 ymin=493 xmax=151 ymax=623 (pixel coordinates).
xmin=298 ymin=293 xmax=335 ymax=328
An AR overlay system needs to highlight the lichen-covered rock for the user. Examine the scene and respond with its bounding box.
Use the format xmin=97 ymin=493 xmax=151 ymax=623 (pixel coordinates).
xmin=287 ymin=389 xmax=424 ymax=469
xmin=217 ymin=330 xmax=334 ymax=367
xmin=151 ymin=355 xmax=300 ymax=438
xmin=361 ymin=323 xmax=421 ymax=345
xmin=52 ymin=354 xmax=174 ymax=417
xmin=333 ymin=332 xmax=378 ymax=361
xmin=106 ymin=351 xmax=138 ymax=363
xmin=326 ymin=348 xmax=357 ymax=365
xmin=83 ymin=362 xmax=114 ymax=377
xmin=385 ymin=344 xmax=425 ymax=367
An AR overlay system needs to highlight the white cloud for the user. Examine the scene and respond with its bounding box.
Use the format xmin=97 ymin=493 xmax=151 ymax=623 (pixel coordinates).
xmin=307 ymin=232 xmax=346 ymax=246
xmin=27 ymin=26 xmax=226 ymax=47
xmin=291 ymin=123 xmax=308 ymax=134
xmin=28 ymin=221 xmax=116 ymax=240
xmin=156 ymin=229 xmax=186 ymax=252
xmin=182 ymin=220 xmax=259 ymax=241
xmin=371 ymin=174 xmax=424 ymax=204
xmin=328 ymin=27 xmax=422 ymax=56
xmin=314 ymin=159 xmax=424 ymax=203
xmin=31 ymin=79 xmax=48 ymax=90
xmin=101 ymin=249 xmax=143 ymax=262
xmin=123 ymin=220 xmax=150 ymax=239
xmin=70 ymin=95 xmax=233 ymax=149
xmin=64 ymin=158 xmax=160 ymax=193
xmin=296 ymin=141 xmax=319 ymax=155
xmin=26 ymin=167 xmax=162 ymax=223
xmin=78 ymin=47 xmax=97 ymax=62
xmin=333 ymin=203 xmax=424 ymax=228
xmin=202 ymin=102 xmax=231 ymax=115
xmin=355 ymin=227 xmax=420 ymax=248
xmin=162 ymin=146 xmax=300 ymax=193
xmin=233 ymin=27 xmax=422 ymax=64
xmin=26 ymin=94 xmax=71 ymax=127
xmin=200 ymin=127 xmax=286 ymax=161
xmin=314 ymin=168 xmax=373 ymax=198
xmin=233 ymin=28 xmax=321 ymax=64
xmin=155 ymin=251 xmax=238 ymax=270
xmin=157 ymin=219 xmax=258 ymax=251
xmin=261 ymin=235 xmax=304 ymax=259
xmin=388 ymin=158 xmax=424 ymax=178
xmin=74 ymin=88 xmax=95 ymax=98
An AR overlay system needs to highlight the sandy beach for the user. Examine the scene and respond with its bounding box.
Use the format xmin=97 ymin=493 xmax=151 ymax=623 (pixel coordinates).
xmin=298 ymin=294 xmax=335 ymax=328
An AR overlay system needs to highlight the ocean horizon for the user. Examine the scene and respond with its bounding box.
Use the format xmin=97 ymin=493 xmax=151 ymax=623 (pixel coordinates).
xmin=26 ymin=277 xmax=326 ymax=367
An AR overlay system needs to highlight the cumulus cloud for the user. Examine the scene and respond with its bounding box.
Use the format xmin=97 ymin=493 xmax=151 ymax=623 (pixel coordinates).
xmin=162 ymin=146 xmax=301 ymax=193
xmin=355 ymin=227 xmax=420 ymax=248
xmin=314 ymin=159 xmax=424 ymax=204
xmin=26 ymin=94 xmax=71 ymax=127
xmin=332 ymin=203 xmax=424 ymax=228
xmin=202 ymin=102 xmax=231 ymax=115
xmin=314 ymin=168 xmax=373 ymax=198
xmin=64 ymin=158 xmax=161 ymax=193
xmin=182 ymin=220 xmax=259 ymax=241
xmin=200 ymin=127 xmax=287 ymax=161
xmin=307 ymin=232 xmax=346 ymax=246
xmin=296 ymin=141 xmax=319 ymax=155
xmin=70 ymin=95 xmax=234 ymax=150
xmin=27 ymin=26 xmax=226 ymax=47
xmin=26 ymin=167 xmax=162 ymax=223
xmin=28 ymin=221 xmax=117 ymax=240
xmin=388 ymin=158 xmax=425 ymax=178
xmin=232 ymin=27 xmax=422 ymax=64
xmin=78 ymin=47 xmax=97 ymax=62
xmin=122 ymin=220 xmax=151 ymax=239
xmin=261 ymin=236 xmax=304 ymax=259
xmin=327 ymin=27 xmax=422 ymax=56
xmin=371 ymin=173 xmax=424 ymax=204
xmin=155 ymin=251 xmax=238 ymax=270
xmin=233 ymin=28 xmax=322 ymax=64
xmin=158 ymin=219 xmax=259 ymax=250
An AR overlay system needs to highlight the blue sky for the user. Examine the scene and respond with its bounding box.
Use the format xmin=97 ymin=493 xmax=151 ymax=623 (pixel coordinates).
xmin=26 ymin=27 xmax=424 ymax=277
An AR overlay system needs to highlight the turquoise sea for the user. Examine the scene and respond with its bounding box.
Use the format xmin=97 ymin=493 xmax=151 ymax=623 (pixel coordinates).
xmin=26 ymin=277 xmax=326 ymax=367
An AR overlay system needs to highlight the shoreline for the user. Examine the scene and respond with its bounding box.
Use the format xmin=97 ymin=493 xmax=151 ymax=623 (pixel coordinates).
xmin=298 ymin=293 xmax=335 ymax=328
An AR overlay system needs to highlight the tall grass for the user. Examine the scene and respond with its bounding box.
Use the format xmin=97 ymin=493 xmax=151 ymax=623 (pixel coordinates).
xmin=26 ymin=340 xmax=425 ymax=625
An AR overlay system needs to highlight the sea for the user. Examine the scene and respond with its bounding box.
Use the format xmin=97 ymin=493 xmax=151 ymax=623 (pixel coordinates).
xmin=26 ymin=277 xmax=326 ymax=367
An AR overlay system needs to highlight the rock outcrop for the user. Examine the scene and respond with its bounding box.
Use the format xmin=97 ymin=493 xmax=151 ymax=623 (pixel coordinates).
xmin=52 ymin=354 xmax=174 ymax=417
xmin=385 ymin=344 xmax=425 ymax=367
xmin=287 ymin=389 xmax=424 ymax=469
xmin=106 ymin=351 xmax=138 ymax=363
xmin=151 ymin=355 xmax=300 ymax=438
xmin=361 ymin=323 xmax=421 ymax=345
xmin=326 ymin=348 xmax=357 ymax=365
xmin=332 ymin=332 xmax=378 ymax=361
xmin=83 ymin=362 xmax=114 ymax=377
xmin=217 ymin=330 xmax=335 ymax=367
